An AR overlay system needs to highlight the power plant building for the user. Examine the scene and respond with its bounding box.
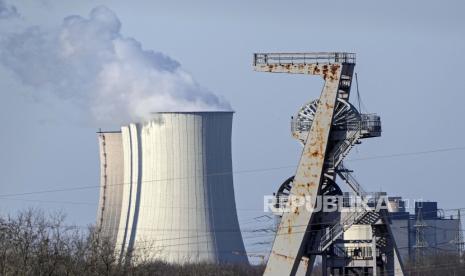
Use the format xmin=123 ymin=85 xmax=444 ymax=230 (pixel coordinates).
xmin=96 ymin=112 xmax=247 ymax=264
xmin=338 ymin=193 xmax=462 ymax=264
xmin=388 ymin=199 xmax=462 ymax=262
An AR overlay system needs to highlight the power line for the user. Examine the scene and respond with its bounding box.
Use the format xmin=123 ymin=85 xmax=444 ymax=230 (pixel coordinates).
xmin=0 ymin=165 xmax=295 ymax=198
xmin=1 ymin=145 xmax=464 ymax=199
xmin=3 ymin=198 xmax=465 ymax=241
xmin=2 ymin=207 xmax=462 ymax=235
xmin=347 ymin=146 xmax=465 ymax=162
xmin=0 ymin=197 xmax=267 ymax=212
xmin=3 ymin=195 xmax=464 ymax=218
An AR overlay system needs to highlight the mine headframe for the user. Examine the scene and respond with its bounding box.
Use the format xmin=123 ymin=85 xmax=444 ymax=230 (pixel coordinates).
xmin=253 ymin=52 xmax=404 ymax=276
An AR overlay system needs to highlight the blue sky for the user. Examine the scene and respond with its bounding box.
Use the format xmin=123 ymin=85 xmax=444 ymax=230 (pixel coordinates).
xmin=1 ymin=0 xmax=464 ymax=261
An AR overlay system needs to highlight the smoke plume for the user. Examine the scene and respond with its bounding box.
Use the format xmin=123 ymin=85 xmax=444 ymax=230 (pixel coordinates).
xmin=0 ymin=5 xmax=231 ymax=125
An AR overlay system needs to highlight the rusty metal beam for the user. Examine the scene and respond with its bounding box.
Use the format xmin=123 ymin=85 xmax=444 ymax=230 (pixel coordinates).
xmin=254 ymin=62 xmax=343 ymax=79
xmin=262 ymin=62 xmax=342 ymax=276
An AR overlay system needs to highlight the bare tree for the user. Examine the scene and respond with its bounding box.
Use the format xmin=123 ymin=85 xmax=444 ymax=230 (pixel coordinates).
xmin=0 ymin=209 xmax=264 ymax=276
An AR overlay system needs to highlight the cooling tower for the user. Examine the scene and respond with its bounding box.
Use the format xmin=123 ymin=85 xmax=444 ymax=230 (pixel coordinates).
xmin=96 ymin=131 xmax=124 ymax=245
xmin=97 ymin=111 xmax=247 ymax=264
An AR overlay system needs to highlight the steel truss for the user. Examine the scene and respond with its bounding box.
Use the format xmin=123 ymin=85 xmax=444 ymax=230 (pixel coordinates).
xmin=253 ymin=52 xmax=405 ymax=276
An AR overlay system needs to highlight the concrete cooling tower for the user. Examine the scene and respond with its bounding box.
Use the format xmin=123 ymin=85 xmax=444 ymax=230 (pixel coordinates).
xmin=96 ymin=131 xmax=125 ymax=245
xmin=96 ymin=112 xmax=247 ymax=264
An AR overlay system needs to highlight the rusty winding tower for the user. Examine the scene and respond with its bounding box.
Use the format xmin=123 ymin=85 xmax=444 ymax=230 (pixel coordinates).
xmin=253 ymin=53 xmax=405 ymax=275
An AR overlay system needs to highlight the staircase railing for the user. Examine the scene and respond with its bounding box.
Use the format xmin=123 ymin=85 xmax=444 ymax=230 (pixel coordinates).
xmin=312 ymin=118 xmax=381 ymax=253
xmin=337 ymin=163 xmax=367 ymax=197
xmin=318 ymin=166 xmax=374 ymax=252
xmin=319 ymin=204 xmax=372 ymax=252
xmin=253 ymin=52 xmax=356 ymax=66
xmin=328 ymin=123 xmax=362 ymax=168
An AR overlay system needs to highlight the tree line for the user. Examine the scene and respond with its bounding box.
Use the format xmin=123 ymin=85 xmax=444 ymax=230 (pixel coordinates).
xmin=0 ymin=209 xmax=263 ymax=276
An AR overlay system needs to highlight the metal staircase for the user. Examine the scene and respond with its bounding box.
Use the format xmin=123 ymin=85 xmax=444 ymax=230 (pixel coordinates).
xmin=318 ymin=204 xmax=378 ymax=252
xmin=337 ymin=163 xmax=367 ymax=197
xmin=289 ymin=113 xmax=382 ymax=254
xmin=327 ymin=128 xmax=362 ymax=168
xmin=286 ymin=118 xmax=381 ymax=253
xmin=327 ymin=113 xmax=381 ymax=169
xmin=318 ymin=165 xmax=380 ymax=252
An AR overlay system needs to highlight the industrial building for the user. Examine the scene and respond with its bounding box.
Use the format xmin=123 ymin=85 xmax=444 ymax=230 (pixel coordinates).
xmin=96 ymin=112 xmax=247 ymax=264
xmin=388 ymin=198 xmax=462 ymax=262
xmin=335 ymin=194 xmax=463 ymax=273
xmin=271 ymin=190 xmax=462 ymax=274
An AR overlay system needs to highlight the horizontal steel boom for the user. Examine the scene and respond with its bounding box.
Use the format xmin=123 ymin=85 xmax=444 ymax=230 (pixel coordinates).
xmin=253 ymin=52 xmax=356 ymax=66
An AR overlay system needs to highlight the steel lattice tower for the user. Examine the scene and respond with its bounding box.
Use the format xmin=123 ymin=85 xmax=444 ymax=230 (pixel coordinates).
xmin=253 ymin=52 xmax=405 ymax=276
xmin=455 ymin=209 xmax=464 ymax=256
xmin=413 ymin=206 xmax=428 ymax=265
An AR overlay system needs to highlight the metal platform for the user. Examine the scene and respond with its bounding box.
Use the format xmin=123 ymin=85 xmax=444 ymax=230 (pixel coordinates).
xmin=253 ymin=52 xmax=356 ymax=66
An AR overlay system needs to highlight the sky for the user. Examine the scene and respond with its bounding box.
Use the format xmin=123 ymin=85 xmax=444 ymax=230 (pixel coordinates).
xmin=1 ymin=0 xmax=464 ymax=262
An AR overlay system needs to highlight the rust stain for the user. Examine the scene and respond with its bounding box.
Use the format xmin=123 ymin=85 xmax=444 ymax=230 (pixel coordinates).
xmin=286 ymin=219 xmax=293 ymax=234
xmin=330 ymin=64 xmax=339 ymax=75
xmin=293 ymin=207 xmax=300 ymax=215
xmin=322 ymin=65 xmax=329 ymax=80
xmin=296 ymin=182 xmax=305 ymax=188
xmin=273 ymin=251 xmax=296 ymax=262
xmin=313 ymin=66 xmax=321 ymax=74
xmin=320 ymin=64 xmax=341 ymax=80
xmin=306 ymin=182 xmax=316 ymax=188
xmin=325 ymin=64 xmax=340 ymax=81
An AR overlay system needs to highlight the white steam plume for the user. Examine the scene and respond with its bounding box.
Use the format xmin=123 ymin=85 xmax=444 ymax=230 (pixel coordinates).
xmin=0 ymin=5 xmax=231 ymax=125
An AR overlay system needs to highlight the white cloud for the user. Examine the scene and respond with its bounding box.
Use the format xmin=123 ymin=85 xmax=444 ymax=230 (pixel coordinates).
xmin=0 ymin=5 xmax=230 ymax=125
